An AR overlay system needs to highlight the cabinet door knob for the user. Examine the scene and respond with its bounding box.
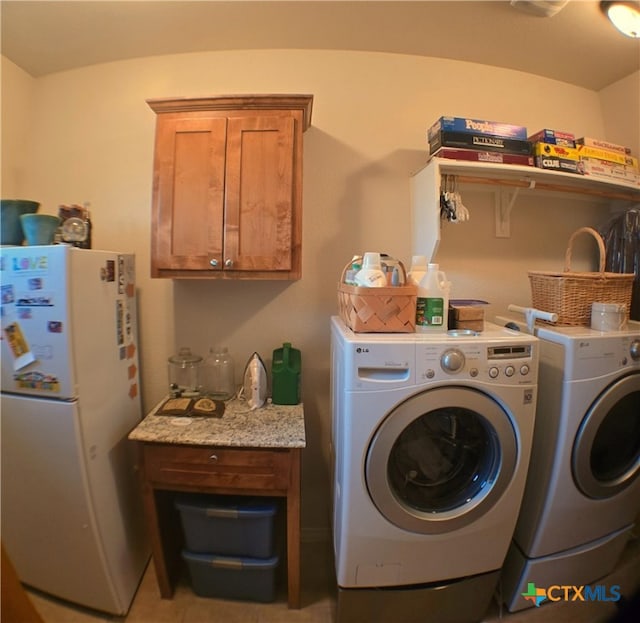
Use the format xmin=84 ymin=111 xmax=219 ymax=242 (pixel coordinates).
xmin=209 ymin=259 xmax=218 ymax=267
xmin=224 ymin=259 xmax=233 ymax=268
xmin=209 ymin=454 xmax=218 ymax=462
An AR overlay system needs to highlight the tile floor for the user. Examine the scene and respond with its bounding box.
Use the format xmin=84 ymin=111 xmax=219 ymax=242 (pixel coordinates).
xmin=27 ymin=536 xmax=639 ymax=623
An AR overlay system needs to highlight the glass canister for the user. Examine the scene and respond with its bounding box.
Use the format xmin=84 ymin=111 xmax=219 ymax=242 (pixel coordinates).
xmin=202 ymin=346 xmax=235 ymax=400
xmin=168 ymin=347 xmax=203 ymax=396
xmin=590 ymin=302 xmax=627 ymax=331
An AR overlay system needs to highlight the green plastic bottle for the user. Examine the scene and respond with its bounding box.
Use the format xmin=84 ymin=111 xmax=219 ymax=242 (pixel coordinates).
xmin=271 ymin=342 xmax=301 ymax=405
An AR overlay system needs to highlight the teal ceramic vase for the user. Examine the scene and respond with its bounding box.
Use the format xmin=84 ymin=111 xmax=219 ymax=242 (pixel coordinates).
xmin=1 ymin=199 xmax=40 ymax=245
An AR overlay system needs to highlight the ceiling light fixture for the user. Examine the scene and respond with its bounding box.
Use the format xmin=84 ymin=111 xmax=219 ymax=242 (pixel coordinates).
xmin=600 ymin=1 xmax=640 ymax=38
xmin=510 ymin=1 xmax=569 ymax=18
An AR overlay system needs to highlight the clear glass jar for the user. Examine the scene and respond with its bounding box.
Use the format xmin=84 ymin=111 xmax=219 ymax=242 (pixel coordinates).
xmin=168 ymin=347 xmax=203 ymax=396
xmin=202 ymin=346 xmax=235 ymax=400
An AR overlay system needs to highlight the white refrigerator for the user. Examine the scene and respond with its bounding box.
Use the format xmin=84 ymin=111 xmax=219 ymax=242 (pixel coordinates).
xmin=0 ymin=245 xmax=150 ymax=615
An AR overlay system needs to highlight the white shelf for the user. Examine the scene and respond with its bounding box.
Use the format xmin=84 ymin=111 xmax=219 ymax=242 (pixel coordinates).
xmin=411 ymin=158 xmax=640 ymax=259
xmin=430 ymin=158 xmax=640 ymax=202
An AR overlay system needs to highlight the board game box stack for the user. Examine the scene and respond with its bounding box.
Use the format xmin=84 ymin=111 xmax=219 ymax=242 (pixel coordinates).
xmin=528 ymin=128 xmax=581 ymax=174
xmin=427 ymin=116 xmax=534 ymax=167
xmin=528 ymin=129 xmax=639 ymax=184
xmin=576 ymin=137 xmax=640 ymax=186
xmin=427 ymin=117 xmax=639 ymax=186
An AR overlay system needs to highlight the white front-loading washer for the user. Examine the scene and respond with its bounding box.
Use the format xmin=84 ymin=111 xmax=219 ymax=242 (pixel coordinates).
xmin=495 ymin=317 xmax=640 ymax=612
xmin=330 ymin=316 xmax=539 ymax=623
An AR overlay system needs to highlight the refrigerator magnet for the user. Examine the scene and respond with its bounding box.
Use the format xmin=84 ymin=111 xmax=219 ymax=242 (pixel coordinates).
xmin=1 ymin=284 xmax=15 ymax=305
xmin=2 ymin=320 xmax=36 ymax=370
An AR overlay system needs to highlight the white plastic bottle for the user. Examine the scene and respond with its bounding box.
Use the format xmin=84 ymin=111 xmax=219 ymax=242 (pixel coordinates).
xmin=415 ymin=263 xmax=449 ymax=332
xmin=407 ymin=255 xmax=428 ymax=286
xmin=354 ymin=252 xmax=387 ymax=287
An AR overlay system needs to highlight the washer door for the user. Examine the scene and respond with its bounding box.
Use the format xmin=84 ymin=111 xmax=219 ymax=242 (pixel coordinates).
xmin=572 ymin=373 xmax=640 ymax=499
xmin=366 ymin=386 xmax=517 ymax=534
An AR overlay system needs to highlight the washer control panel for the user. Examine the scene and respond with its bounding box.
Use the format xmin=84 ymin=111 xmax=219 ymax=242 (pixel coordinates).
xmin=441 ymin=348 xmax=465 ymax=373
xmin=630 ymin=339 xmax=640 ymax=361
xmin=487 ymin=344 xmax=532 ymax=359
xmin=418 ymin=341 xmax=536 ymax=384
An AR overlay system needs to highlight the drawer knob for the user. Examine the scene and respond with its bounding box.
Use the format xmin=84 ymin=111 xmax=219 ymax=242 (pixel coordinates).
xmin=209 ymin=454 xmax=218 ymax=462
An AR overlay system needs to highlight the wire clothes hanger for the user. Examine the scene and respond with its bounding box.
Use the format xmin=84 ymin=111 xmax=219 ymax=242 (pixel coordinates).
xmin=440 ymin=174 xmax=470 ymax=223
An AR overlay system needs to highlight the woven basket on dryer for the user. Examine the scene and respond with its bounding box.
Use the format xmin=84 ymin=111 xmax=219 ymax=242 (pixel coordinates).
xmin=337 ymin=260 xmax=417 ymax=333
xmin=528 ymin=227 xmax=634 ymax=326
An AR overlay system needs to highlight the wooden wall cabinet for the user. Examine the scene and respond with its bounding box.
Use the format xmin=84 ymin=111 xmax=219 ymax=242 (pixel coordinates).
xmin=148 ymin=95 xmax=313 ymax=279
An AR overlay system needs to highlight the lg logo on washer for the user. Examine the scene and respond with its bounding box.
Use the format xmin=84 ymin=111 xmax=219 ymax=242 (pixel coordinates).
xmin=522 ymin=582 xmax=621 ymax=607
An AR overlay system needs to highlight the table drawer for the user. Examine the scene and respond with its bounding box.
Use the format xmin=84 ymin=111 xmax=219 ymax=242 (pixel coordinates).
xmin=143 ymin=444 xmax=291 ymax=491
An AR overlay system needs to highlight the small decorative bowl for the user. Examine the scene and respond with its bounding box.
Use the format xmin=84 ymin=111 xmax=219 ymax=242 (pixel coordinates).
xmin=1 ymin=199 xmax=40 ymax=245
xmin=20 ymin=214 xmax=61 ymax=246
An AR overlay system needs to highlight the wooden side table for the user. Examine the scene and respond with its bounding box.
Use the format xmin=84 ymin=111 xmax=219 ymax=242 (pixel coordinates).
xmin=129 ymin=401 xmax=305 ymax=609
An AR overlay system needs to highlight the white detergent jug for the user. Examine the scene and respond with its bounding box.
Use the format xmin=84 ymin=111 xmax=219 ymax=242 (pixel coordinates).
xmin=407 ymin=255 xmax=428 ymax=286
xmin=416 ymin=263 xmax=449 ymax=332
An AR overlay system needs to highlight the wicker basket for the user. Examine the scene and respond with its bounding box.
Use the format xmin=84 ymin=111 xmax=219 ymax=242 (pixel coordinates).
xmin=528 ymin=227 xmax=634 ymax=326
xmin=337 ymin=260 xmax=417 ymax=332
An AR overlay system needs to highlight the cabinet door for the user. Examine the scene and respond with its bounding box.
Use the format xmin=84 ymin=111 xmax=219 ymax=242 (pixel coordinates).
xmin=224 ymin=115 xmax=295 ymax=272
xmin=152 ymin=117 xmax=227 ymax=273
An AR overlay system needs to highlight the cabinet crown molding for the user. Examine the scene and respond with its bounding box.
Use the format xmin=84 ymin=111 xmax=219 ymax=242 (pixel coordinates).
xmin=146 ymin=94 xmax=314 ymax=130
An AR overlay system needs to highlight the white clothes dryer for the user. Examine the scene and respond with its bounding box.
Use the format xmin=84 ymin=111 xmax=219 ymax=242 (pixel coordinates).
xmin=330 ymin=317 xmax=539 ymax=623
xmin=495 ymin=317 xmax=640 ymax=612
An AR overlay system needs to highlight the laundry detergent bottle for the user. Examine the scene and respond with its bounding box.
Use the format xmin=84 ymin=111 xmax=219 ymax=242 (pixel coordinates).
xmin=415 ymin=263 xmax=449 ymax=332
xmin=271 ymin=342 xmax=301 ymax=405
xmin=353 ymin=252 xmax=387 ymax=287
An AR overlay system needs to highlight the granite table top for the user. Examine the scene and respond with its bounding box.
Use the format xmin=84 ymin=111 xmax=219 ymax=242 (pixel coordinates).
xmin=128 ymin=397 xmax=306 ymax=449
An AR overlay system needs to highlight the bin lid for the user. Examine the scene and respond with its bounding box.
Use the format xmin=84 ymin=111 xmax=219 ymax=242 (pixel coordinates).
xmin=175 ymin=493 xmax=277 ymax=517
xmin=182 ymin=549 xmax=279 ymax=569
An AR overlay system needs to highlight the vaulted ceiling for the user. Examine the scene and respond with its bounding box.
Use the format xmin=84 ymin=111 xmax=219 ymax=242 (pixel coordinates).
xmin=2 ymin=1 xmax=639 ymax=90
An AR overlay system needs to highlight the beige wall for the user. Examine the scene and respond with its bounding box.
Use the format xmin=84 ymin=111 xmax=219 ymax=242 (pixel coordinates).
xmin=1 ymin=57 xmax=35 ymax=194
xmin=600 ymin=71 xmax=640 ymax=155
xmin=2 ymin=50 xmax=638 ymax=540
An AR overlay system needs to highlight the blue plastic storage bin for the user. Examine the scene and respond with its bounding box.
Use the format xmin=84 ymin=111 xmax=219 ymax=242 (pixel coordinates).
xmin=175 ymin=494 xmax=277 ymax=557
xmin=182 ymin=550 xmax=279 ymax=603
